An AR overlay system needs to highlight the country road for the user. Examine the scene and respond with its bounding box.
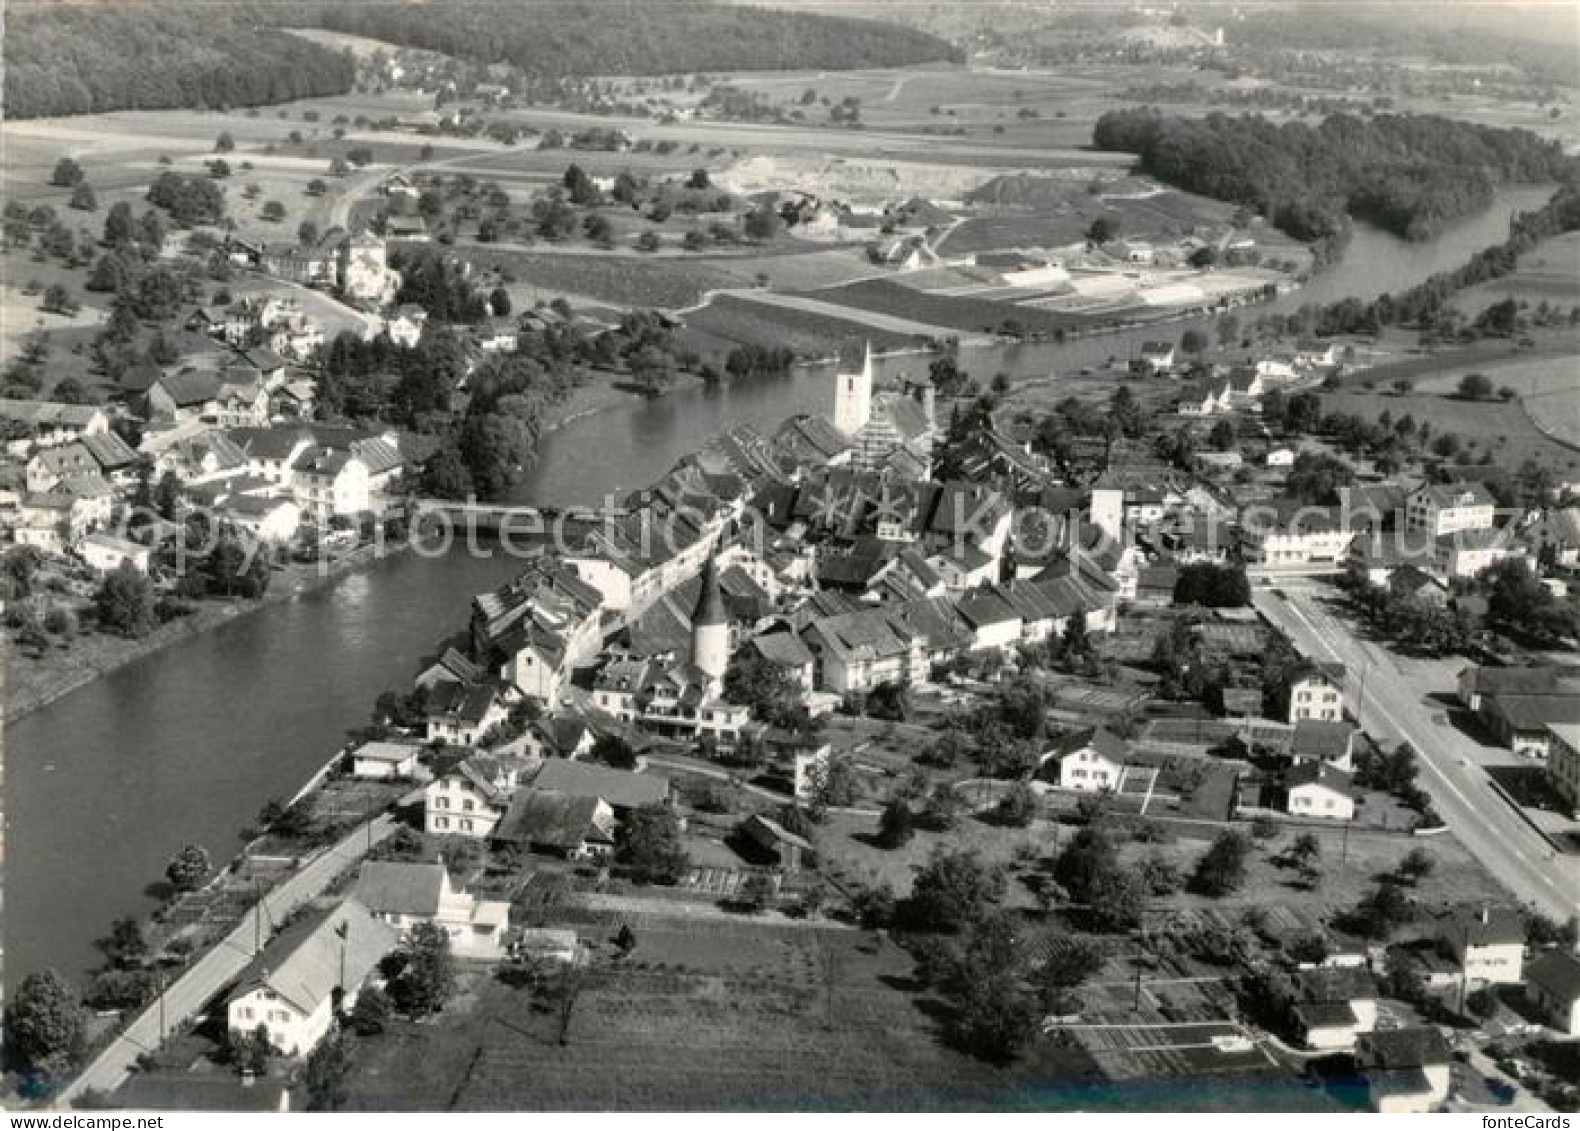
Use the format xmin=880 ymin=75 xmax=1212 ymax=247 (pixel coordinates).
xmin=56 ymin=814 xmax=396 ymax=1107
xmin=1255 ymin=584 xmax=1578 ymax=921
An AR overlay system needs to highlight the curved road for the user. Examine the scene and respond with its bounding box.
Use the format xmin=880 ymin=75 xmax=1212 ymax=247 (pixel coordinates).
xmin=1255 ymin=584 xmax=1577 ymax=921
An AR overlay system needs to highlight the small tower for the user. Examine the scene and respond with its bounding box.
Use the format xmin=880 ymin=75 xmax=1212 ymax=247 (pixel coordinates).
xmin=690 ymin=555 xmax=730 ymax=682
xmin=832 ymin=341 xmax=873 ymax=436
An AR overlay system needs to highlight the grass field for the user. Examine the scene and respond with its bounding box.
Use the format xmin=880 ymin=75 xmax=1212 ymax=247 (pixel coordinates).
xmin=343 ymin=916 xmax=1107 ymax=1111
xmin=1454 ymin=231 xmax=1580 ymax=319
xmin=681 ymin=292 xmax=922 ymax=356
xmin=1323 ymin=350 xmax=1580 ymax=473
xmin=810 ymin=277 xmax=1115 ymax=337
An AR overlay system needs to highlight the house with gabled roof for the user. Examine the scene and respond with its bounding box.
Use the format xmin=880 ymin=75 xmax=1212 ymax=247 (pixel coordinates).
xmin=1406 ymin=481 xmax=1496 ymax=538
xmin=531 ymin=758 xmax=671 ymax=813
xmin=424 ymin=682 xmax=507 ymax=746
xmin=1436 ymin=904 xmax=1526 ymax=985
xmin=1290 ymin=719 xmax=1355 ymax=772
xmin=352 ymin=860 xmax=509 ymax=960
xmin=0 ymin=398 xmax=108 ymax=454
xmin=1284 ymin=658 xmax=1346 ymax=724
xmin=225 ymin=898 xmax=397 ymax=1056
xmin=1526 ymin=949 xmax=1580 ymax=1036
xmin=493 ymin=790 xmax=615 ymax=860
xmin=1282 ymin=761 xmax=1356 ymax=822
xmin=1043 ymin=727 xmax=1129 ymax=792
xmin=424 ymin=753 xmax=525 ymax=839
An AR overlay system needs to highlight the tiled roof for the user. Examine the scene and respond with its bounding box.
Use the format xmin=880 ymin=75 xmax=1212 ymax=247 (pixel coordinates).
xmin=354 ymin=861 xmax=446 ymax=917
xmin=226 ymin=898 xmax=396 ymax=1015
xmin=532 ymin=760 xmax=670 ymax=810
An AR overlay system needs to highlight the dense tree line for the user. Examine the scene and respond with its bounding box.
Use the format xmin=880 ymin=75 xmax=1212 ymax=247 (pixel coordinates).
xmin=277 ymin=0 xmax=959 ymax=77
xmin=1093 ymin=109 xmax=1569 ymax=249
xmin=3 ymin=6 xmax=354 ymax=119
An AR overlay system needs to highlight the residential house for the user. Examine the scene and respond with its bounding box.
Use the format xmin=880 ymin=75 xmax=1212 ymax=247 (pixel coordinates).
xmin=1388 ymin=563 xmax=1448 ymax=604
xmin=1295 ymin=967 xmax=1378 ymax=1050
xmin=218 ymin=493 xmax=302 ymax=543
xmin=1284 ymin=659 xmax=1346 ymax=724
xmin=1435 ymin=525 xmax=1527 ymax=580
xmin=1044 ymin=727 xmax=1129 ymax=792
xmin=1282 ymin=761 xmax=1357 ymax=822
xmin=1135 ymin=340 xmax=1176 ymax=374
xmin=1289 ymin=719 xmax=1356 ymax=772
xmin=78 ymin=533 xmax=151 ymax=575
xmin=424 ymin=754 xmax=524 ymax=838
xmin=743 ymin=632 xmax=817 ymax=693
xmin=349 ymin=740 xmax=422 ymax=780
xmin=352 ymin=860 xmax=510 ymax=960
xmin=1529 ymin=507 xmax=1580 ymax=567
xmin=1457 ymin=664 xmax=1580 ymax=714
xmin=1482 ymin=693 xmax=1580 ymax=760
xmin=424 ymin=682 xmax=507 ymax=746
xmin=1406 ymin=482 xmax=1496 ymax=538
xmin=1437 ymin=905 xmax=1526 ymax=986
xmin=493 ymin=790 xmax=616 ymax=860
xmin=1525 ymin=949 xmax=1580 ymax=1036
xmin=26 ymin=433 xmax=139 ymax=493
xmin=0 ymin=399 xmax=108 ymax=454
xmin=1357 ymin=1028 xmax=1452 ymax=1113
xmin=1295 ymin=339 xmax=1338 ymax=367
xmin=224 ymin=899 xmax=396 ymax=1057
xmin=290 ymin=448 xmax=370 ymax=521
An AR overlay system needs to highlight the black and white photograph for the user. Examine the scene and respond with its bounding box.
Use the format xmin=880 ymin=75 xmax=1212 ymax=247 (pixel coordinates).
xmin=1 ymin=0 xmax=1578 ymax=1117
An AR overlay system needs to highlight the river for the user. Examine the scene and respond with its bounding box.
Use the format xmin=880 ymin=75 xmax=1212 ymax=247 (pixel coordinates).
xmin=3 ymin=184 xmax=1556 ymax=988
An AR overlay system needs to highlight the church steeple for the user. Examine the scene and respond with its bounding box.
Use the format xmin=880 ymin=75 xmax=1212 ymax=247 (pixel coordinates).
xmin=832 ymin=341 xmax=873 ymax=436
xmin=691 ymin=555 xmax=729 ymax=680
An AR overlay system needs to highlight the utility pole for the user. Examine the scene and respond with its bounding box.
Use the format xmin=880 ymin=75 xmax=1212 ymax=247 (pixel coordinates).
xmin=157 ymin=970 xmax=166 ymax=1047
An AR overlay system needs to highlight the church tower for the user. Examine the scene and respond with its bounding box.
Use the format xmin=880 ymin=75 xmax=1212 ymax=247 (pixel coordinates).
xmin=832 ymin=341 xmax=873 ymax=436
xmin=690 ymin=555 xmax=730 ymax=682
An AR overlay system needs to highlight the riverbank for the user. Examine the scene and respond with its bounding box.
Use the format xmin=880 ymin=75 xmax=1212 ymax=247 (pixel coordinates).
xmin=2 ymin=538 xmax=408 ymax=725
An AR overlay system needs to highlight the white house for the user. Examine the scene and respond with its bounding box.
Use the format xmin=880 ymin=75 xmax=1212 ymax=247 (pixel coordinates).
xmin=423 ymin=754 xmax=523 ymax=839
xmin=385 ymin=304 xmax=428 ymax=349
xmin=1525 ymin=950 xmax=1580 ymax=1036
xmin=424 ymin=682 xmax=507 ymax=746
xmin=290 ymin=449 xmax=370 ymax=521
xmin=1266 ymin=448 xmax=1296 ymax=469
xmin=225 ymin=899 xmax=396 ymax=1057
xmin=352 ymin=860 xmax=510 ymax=960
xmin=1285 ymin=659 xmax=1346 ymax=724
xmin=1284 ymin=762 xmax=1356 ymax=822
xmin=1406 ymin=482 xmax=1497 ymax=538
xmin=1437 ymin=905 xmax=1526 ymax=986
xmin=1296 ymin=967 xmax=1378 ymax=1051
xmin=78 ymin=533 xmax=151 ymax=575
xmin=1359 ymin=1028 xmax=1452 ymax=1113
xmin=349 ymin=740 xmax=422 ymax=780
xmin=1044 ymin=727 xmax=1128 ymax=792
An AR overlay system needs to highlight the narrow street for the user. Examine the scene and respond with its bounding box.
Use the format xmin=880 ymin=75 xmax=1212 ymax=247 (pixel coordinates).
xmin=1254 ymin=585 xmax=1577 ymax=921
xmin=57 ymin=815 xmax=396 ymax=1106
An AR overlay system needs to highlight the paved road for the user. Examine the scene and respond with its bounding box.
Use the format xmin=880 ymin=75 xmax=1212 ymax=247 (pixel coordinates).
xmin=57 ymin=814 xmax=396 ymax=1107
xmin=1255 ymin=585 xmax=1577 ymax=921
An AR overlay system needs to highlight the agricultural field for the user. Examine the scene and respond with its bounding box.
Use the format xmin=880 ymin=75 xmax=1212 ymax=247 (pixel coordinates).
xmin=1453 ymin=231 xmax=1580 ymax=319
xmin=681 ymin=292 xmax=923 ymax=357
xmin=1323 ymin=349 xmax=1580 ymax=473
xmin=343 ymin=915 xmax=1105 ymax=1111
xmin=809 ymin=278 xmax=1117 ymax=337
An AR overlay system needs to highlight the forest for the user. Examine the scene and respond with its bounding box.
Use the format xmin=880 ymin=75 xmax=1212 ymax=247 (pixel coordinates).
xmin=1092 ymin=109 xmax=1570 ymax=246
xmin=3 ymin=6 xmax=355 ymax=119
xmin=277 ymin=0 xmax=960 ymax=76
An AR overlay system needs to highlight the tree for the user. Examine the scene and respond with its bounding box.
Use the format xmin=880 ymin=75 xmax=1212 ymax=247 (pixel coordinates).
xmin=994 ymin=781 xmax=1036 ymax=827
xmin=98 ymin=916 xmax=148 ymax=970
xmin=40 ymin=284 xmax=74 ymax=315
xmin=1350 ymin=879 xmax=1415 ymax=939
xmin=1457 ymin=371 xmax=1494 ymax=400
xmin=348 ymin=984 xmax=391 ymax=1035
xmin=392 ymin=921 xmax=454 ymax=1016
xmin=94 ymin=562 xmax=156 ymax=638
xmin=1086 ymin=217 xmax=1119 ymax=244
xmin=298 ymin=219 xmax=320 ymax=246
xmin=489 ymin=287 xmax=511 ymax=317
xmin=165 ymin=843 xmax=211 ymax=892
xmin=51 ymin=156 xmax=85 ymax=187
xmin=904 ymin=847 xmax=1006 ymax=932
xmin=876 ymin=798 xmax=915 ymax=848
xmin=1034 ymin=936 xmax=1105 ymax=1012
xmin=687 ymin=168 xmax=711 ymax=189
xmin=743 ymin=206 xmax=781 ymax=241
xmin=723 ymin=650 xmax=806 ymax=729
xmin=260 ymin=200 xmax=286 ymax=222
xmin=1395 ymin=847 xmax=1436 ymax=883
xmin=5 ymin=970 xmax=85 ymax=1079
xmin=215 ymin=131 xmax=235 ymax=153
xmin=69 ymin=183 xmax=97 ymax=211
xmin=1190 ymin=830 xmax=1252 ymax=897
xmin=590 ymin=732 xmax=637 ymax=770
xmin=303 ymin=1032 xmax=352 ymax=1111
xmin=616 ymin=804 xmax=688 ymax=884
